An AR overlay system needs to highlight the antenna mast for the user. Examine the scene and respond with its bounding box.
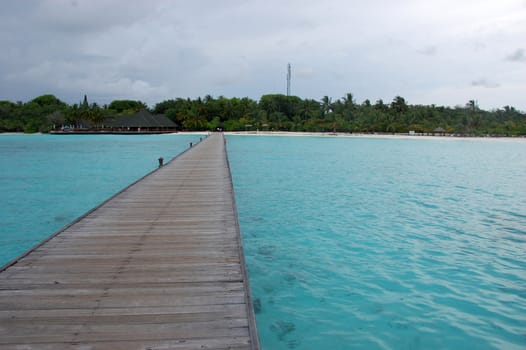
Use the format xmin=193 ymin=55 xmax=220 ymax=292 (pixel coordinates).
xmin=286 ymin=63 xmax=291 ymax=96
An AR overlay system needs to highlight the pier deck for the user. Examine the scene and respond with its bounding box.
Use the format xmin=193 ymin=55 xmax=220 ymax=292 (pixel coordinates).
xmin=0 ymin=133 xmax=260 ymax=349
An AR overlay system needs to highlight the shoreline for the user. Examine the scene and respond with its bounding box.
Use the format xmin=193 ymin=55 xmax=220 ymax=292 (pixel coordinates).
xmin=2 ymin=130 xmax=525 ymax=141
xmin=223 ymin=131 xmax=526 ymax=141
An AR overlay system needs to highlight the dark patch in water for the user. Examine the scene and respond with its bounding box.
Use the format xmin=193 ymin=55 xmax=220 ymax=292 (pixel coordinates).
xmin=388 ymin=316 xmax=409 ymax=330
xmin=283 ymin=273 xmax=296 ymax=283
xmin=287 ymin=339 xmax=301 ymax=348
xmin=253 ymin=298 xmax=262 ymax=313
xmin=373 ymin=304 xmax=384 ymax=313
xmin=54 ymin=215 xmax=69 ymax=223
xmin=257 ymin=245 xmax=274 ymax=257
xmin=262 ymin=285 xmax=274 ymax=293
xmin=270 ymin=320 xmax=296 ymax=340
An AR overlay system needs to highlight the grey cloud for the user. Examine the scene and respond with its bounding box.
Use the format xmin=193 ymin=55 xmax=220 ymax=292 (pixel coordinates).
xmin=471 ymin=79 xmax=500 ymax=88
xmin=0 ymin=0 xmax=525 ymax=110
xmin=32 ymin=0 xmax=156 ymax=34
xmin=295 ymin=67 xmax=316 ymax=80
xmin=506 ymin=48 xmax=526 ymax=62
xmin=417 ymin=46 xmax=438 ymax=56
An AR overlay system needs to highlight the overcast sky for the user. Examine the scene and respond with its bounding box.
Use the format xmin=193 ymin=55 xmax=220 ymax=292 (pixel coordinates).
xmin=1 ymin=0 xmax=525 ymax=110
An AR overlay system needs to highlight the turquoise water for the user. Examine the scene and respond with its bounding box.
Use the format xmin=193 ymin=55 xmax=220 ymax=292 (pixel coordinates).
xmin=1 ymin=134 xmax=525 ymax=349
xmin=227 ymin=136 xmax=526 ymax=350
xmin=0 ymin=133 xmax=202 ymax=267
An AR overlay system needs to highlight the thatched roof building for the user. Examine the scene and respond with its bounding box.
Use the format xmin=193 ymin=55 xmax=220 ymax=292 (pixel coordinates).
xmin=105 ymin=110 xmax=177 ymax=131
xmin=433 ymin=127 xmax=446 ymax=135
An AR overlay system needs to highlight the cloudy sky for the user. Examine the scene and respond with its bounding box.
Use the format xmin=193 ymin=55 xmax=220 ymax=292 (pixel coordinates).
xmin=1 ymin=0 xmax=525 ymax=110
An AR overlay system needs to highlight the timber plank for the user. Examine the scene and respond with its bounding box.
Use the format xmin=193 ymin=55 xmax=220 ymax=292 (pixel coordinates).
xmin=0 ymin=133 xmax=260 ymax=349
xmin=0 ymin=337 xmax=252 ymax=350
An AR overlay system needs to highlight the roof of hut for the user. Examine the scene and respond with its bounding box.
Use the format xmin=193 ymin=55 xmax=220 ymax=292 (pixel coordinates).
xmin=106 ymin=110 xmax=176 ymax=128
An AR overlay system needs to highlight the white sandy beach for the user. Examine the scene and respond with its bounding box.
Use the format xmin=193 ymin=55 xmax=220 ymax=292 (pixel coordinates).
xmin=221 ymin=131 xmax=526 ymax=142
xmin=2 ymin=131 xmax=523 ymax=142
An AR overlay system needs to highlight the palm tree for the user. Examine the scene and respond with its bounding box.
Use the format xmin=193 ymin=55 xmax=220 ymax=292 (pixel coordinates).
xmin=89 ymin=105 xmax=105 ymax=128
xmin=466 ymin=100 xmax=477 ymax=111
xmin=66 ymin=104 xmax=80 ymax=126
xmin=342 ymin=93 xmax=355 ymax=109
xmin=391 ymin=96 xmax=408 ymax=114
xmin=299 ymin=99 xmax=320 ymax=120
xmin=182 ymin=108 xmax=207 ymax=130
xmin=321 ymin=96 xmax=333 ymax=116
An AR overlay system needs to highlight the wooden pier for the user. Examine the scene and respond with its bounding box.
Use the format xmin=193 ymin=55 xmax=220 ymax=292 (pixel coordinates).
xmin=0 ymin=133 xmax=260 ymax=349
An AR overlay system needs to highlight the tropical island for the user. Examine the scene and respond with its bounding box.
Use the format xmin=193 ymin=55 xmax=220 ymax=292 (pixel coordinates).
xmin=1 ymin=93 xmax=525 ymax=136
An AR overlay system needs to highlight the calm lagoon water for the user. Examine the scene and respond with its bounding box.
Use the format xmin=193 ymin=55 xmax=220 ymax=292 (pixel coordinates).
xmin=0 ymin=133 xmax=201 ymax=266
xmin=226 ymin=135 xmax=526 ymax=350
xmin=1 ymin=134 xmax=525 ymax=350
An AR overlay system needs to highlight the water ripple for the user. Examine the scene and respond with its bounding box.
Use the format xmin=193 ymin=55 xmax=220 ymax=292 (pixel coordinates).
xmin=229 ymin=136 xmax=526 ymax=350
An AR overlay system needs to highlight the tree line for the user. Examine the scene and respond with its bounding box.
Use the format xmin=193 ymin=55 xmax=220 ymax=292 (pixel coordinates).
xmin=1 ymin=93 xmax=525 ymax=135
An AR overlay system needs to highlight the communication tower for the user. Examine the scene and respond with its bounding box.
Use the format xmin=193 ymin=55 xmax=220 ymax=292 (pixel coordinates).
xmin=286 ymin=63 xmax=291 ymax=96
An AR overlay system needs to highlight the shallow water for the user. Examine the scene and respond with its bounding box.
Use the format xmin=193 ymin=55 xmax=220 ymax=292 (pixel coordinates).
xmin=227 ymin=135 xmax=526 ymax=350
xmin=0 ymin=133 xmax=201 ymax=266
xmin=1 ymin=134 xmax=525 ymax=349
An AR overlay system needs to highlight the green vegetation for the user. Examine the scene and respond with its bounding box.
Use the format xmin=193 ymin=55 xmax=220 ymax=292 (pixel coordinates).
xmin=0 ymin=95 xmax=150 ymax=133
xmin=1 ymin=93 xmax=525 ymax=135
